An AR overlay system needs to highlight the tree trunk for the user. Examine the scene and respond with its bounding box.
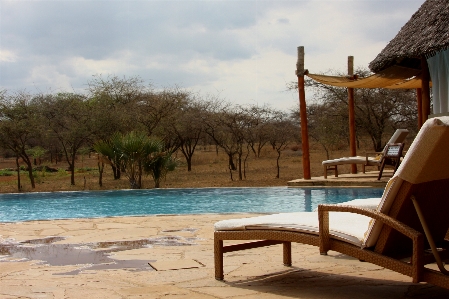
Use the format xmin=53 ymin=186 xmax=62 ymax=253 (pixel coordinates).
xmin=70 ymin=155 xmax=76 ymax=185
xmin=98 ymin=161 xmax=104 ymax=187
xmin=25 ymin=159 xmax=35 ymax=188
xmin=238 ymin=153 xmax=243 ymax=180
xmin=112 ymin=165 xmax=121 ymax=180
xmin=243 ymin=145 xmax=251 ymax=179
xmin=186 ymin=157 xmax=192 ymax=171
xmin=16 ymin=155 xmax=21 ymax=192
xmin=228 ymin=154 xmax=236 ymax=170
xmin=228 ymin=165 xmax=233 ymax=181
xmin=276 ymin=150 xmax=281 ymax=178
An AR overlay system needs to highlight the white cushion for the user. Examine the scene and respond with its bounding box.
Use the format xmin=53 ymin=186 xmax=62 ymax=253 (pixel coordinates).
xmin=214 ymin=198 xmax=383 ymax=247
xmin=214 ymin=211 xmax=371 ymax=246
xmin=313 ymin=197 xmax=381 ymax=212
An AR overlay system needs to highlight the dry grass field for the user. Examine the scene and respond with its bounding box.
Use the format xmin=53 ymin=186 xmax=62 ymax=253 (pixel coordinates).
xmin=0 ymin=142 xmax=374 ymax=193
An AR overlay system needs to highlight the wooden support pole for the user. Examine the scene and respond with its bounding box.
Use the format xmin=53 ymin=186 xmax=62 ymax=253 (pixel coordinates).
xmin=421 ymin=57 xmax=431 ymax=123
xmin=296 ymin=46 xmax=311 ymax=180
xmin=416 ymin=88 xmax=423 ymax=128
xmin=347 ymin=56 xmax=357 ymax=174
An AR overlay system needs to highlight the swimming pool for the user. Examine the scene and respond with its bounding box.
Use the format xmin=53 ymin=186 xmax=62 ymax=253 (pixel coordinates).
xmin=0 ymin=187 xmax=384 ymax=222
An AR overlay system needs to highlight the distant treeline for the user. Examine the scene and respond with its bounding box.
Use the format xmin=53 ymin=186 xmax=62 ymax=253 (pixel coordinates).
xmin=1 ymin=71 xmax=419 ymax=190
xmin=0 ymin=75 xmax=300 ymax=190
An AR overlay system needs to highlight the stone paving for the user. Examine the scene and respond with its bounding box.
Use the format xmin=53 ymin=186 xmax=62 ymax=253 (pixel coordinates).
xmin=1 ymin=214 xmax=449 ymax=298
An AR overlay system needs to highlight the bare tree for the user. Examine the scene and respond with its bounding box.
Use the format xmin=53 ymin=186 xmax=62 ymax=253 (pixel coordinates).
xmin=267 ymin=111 xmax=299 ymax=178
xmin=168 ymin=98 xmax=206 ymax=171
xmin=38 ymin=93 xmax=95 ymax=185
xmin=0 ymin=91 xmax=41 ymax=190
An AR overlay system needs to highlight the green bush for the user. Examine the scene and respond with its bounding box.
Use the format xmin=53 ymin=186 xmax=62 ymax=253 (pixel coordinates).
xmin=0 ymin=169 xmax=14 ymax=176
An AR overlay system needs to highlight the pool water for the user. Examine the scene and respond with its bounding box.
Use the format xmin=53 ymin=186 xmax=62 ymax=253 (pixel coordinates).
xmin=0 ymin=187 xmax=384 ymax=222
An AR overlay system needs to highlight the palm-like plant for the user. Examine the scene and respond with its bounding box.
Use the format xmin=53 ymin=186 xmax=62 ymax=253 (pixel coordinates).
xmin=144 ymin=151 xmax=177 ymax=188
xmin=94 ymin=131 xmax=176 ymax=189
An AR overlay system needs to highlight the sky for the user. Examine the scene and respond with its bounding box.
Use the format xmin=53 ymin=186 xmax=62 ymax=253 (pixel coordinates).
xmin=0 ymin=0 xmax=425 ymax=111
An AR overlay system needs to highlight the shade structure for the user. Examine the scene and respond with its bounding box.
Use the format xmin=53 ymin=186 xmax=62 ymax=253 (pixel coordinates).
xmin=306 ymin=65 xmax=428 ymax=89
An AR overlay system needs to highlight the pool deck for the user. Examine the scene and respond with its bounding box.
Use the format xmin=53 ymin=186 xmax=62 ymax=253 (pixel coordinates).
xmin=288 ymin=170 xmax=393 ymax=188
xmin=1 ymin=214 xmax=449 ymax=298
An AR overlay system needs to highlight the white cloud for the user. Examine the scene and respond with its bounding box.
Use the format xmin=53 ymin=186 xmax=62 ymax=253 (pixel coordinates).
xmin=0 ymin=50 xmax=18 ymax=62
xmin=0 ymin=0 xmax=425 ymax=110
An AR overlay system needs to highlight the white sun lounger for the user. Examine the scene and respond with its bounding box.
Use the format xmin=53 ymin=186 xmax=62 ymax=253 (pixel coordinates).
xmin=322 ymin=129 xmax=409 ymax=178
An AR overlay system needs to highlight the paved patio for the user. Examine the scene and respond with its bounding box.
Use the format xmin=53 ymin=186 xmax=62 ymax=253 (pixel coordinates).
xmin=1 ymin=214 xmax=449 ymax=298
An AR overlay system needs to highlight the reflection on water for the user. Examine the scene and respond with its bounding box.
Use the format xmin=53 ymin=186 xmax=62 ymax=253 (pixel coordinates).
xmin=0 ymin=234 xmax=200 ymax=275
xmin=304 ymin=189 xmax=312 ymax=212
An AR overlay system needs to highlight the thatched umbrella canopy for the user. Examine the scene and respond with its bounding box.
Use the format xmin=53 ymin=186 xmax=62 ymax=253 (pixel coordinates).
xmin=369 ymin=0 xmax=449 ymax=124
xmin=369 ymin=0 xmax=449 ymax=73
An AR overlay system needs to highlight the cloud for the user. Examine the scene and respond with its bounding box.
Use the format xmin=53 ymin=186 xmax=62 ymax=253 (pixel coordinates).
xmin=0 ymin=0 xmax=425 ymax=110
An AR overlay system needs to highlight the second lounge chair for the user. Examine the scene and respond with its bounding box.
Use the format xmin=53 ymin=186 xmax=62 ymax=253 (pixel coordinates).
xmin=322 ymin=128 xmax=409 ymax=178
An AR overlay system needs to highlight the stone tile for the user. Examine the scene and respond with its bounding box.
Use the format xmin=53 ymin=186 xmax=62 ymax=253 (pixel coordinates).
xmin=2 ymin=214 xmax=449 ymax=299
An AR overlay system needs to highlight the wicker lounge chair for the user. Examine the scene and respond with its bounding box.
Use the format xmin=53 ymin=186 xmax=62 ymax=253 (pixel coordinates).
xmin=214 ymin=117 xmax=449 ymax=289
xmin=322 ymin=128 xmax=409 ymax=178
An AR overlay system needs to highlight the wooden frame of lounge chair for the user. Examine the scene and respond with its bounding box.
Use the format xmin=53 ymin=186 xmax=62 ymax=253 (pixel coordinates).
xmin=215 ymin=118 xmax=449 ymax=289
xmin=322 ymin=160 xmax=367 ymax=179
xmin=377 ymin=143 xmax=405 ymax=180
xmin=214 ymin=179 xmax=449 ymax=289
xmin=214 ymin=202 xmax=425 ymax=282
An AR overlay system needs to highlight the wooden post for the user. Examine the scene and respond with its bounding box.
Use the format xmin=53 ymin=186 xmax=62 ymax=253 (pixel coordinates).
xmin=416 ymin=88 xmax=423 ymax=128
xmin=348 ymin=56 xmax=357 ymax=174
xmin=421 ymin=57 xmax=431 ymax=123
xmin=296 ymin=46 xmax=311 ymax=179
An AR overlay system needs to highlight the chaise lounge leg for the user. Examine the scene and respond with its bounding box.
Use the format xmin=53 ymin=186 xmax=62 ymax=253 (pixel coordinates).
xmin=214 ymin=238 xmax=224 ymax=280
xmin=283 ymin=242 xmax=292 ymax=266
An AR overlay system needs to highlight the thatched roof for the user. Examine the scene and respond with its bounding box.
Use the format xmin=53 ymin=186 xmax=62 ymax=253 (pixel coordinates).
xmin=369 ymin=0 xmax=449 ymax=73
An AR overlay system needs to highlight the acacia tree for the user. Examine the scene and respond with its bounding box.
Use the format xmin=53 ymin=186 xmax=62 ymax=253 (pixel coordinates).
xmin=202 ymin=102 xmax=251 ymax=180
xmin=0 ymin=91 xmax=41 ymax=190
xmin=244 ymin=105 xmax=272 ymax=158
xmin=87 ymin=75 xmax=148 ymax=179
xmin=168 ymin=99 xmax=206 ymax=171
xmin=297 ymin=102 xmax=348 ymax=159
xmin=137 ymin=87 xmax=189 ymax=136
xmin=267 ymin=111 xmax=299 ymax=178
xmin=38 ymin=93 xmax=95 ymax=185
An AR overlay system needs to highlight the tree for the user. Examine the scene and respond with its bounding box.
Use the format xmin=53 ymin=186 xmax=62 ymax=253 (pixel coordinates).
xmin=38 ymin=93 xmax=95 ymax=185
xmin=144 ymin=151 xmax=177 ymax=188
xmin=26 ymin=146 xmax=47 ymax=165
xmin=267 ymin=111 xmax=299 ymax=178
xmin=0 ymin=91 xmax=42 ymax=190
xmin=202 ymin=102 xmax=250 ymax=180
xmin=169 ymin=98 xmax=206 ymax=171
xmin=137 ymin=87 xmax=189 ymax=136
xmin=94 ymin=132 xmax=174 ymax=189
xmin=295 ymin=102 xmax=348 ymax=159
xmin=243 ymin=105 xmax=272 ymax=158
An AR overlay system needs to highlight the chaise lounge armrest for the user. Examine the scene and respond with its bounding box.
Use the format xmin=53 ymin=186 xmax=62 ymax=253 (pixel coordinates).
xmin=318 ymin=204 xmax=422 ymax=244
xmin=318 ymin=204 xmax=424 ymax=282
